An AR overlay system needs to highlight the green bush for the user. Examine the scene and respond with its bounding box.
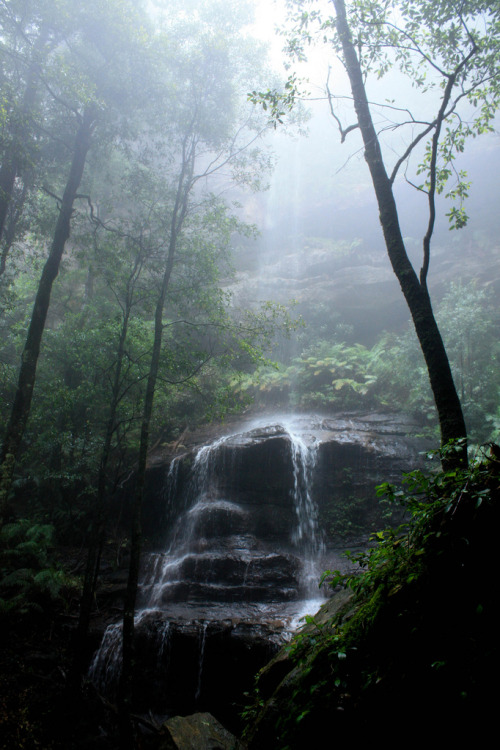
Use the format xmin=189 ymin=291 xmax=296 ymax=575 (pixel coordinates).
xmin=0 ymin=519 xmax=71 ymax=617
xmin=233 ymin=340 xmax=377 ymax=409
xmin=244 ymin=441 xmax=500 ymax=745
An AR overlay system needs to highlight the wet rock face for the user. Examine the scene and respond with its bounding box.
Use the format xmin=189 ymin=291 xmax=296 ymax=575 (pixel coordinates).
xmin=142 ymin=413 xmax=424 ymax=550
xmin=133 ymin=615 xmax=283 ymax=722
xmin=93 ymin=413 xmax=425 ymax=730
xmin=90 ymin=609 xmax=286 ymax=732
xmin=144 ymin=549 xmax=301 ymax=605
xmin=143 ymin=432 xmax=296 ymax=545
xmin=138 ymin=413 xmax=426 ymax=614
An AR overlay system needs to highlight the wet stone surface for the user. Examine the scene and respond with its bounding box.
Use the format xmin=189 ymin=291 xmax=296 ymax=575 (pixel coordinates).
xmin=92 ymin=412 xmax=426 ymax=729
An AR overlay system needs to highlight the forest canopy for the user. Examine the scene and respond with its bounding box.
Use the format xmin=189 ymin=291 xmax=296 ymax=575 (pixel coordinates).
xmin=0 ymin=0 xmax=291 ymax=524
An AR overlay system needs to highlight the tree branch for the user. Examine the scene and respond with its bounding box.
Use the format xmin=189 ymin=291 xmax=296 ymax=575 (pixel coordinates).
xmin=421 ymin=40 xmax=477 ymax=287
xmin=326 ymin=67 xmax=358 ymax=142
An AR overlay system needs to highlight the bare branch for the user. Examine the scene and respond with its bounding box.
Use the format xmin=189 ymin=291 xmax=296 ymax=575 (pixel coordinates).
xmin=155 ymin=354 xmax=214 ymax=387
xmin=39 ymin=73 xmax=82 ymax=120
xmin=41 ymin=185 xmax=62 ymax=204
xmin=421 ymin=40 xmax=478 ymax=287
xmin=326 ymin=67 xmax=358 ymax=142
xmin=404 ymin=171 xmax=427 ymax=195
xmin=390 ymin=122 xmax=435 ymax=184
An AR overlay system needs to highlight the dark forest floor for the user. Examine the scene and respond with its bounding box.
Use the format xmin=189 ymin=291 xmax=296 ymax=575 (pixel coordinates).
xmin=0 ymin=545 xmax=130 ymax=750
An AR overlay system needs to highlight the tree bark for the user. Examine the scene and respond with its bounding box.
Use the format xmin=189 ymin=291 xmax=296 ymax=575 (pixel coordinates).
xmin=0 ymin=106 xmax=95 ymax=519
xmin=71 ymin=253 xmax=142 ymax=686
xmin=117 ymin=243 xmax=176 ymax=748
xmin=118 ymin=138 xmax=195 ymax=745
xmin=333 ymin=0 xmax=467 ymax=462
xmin=0 ymin=174 xmax=32 ymax=277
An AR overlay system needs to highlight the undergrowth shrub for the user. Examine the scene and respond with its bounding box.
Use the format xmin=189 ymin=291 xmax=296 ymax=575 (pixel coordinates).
xmin=243 ymin=440 xmax=500 ymax=745
xmin=0 ymin=518 xmax=71 ymax=617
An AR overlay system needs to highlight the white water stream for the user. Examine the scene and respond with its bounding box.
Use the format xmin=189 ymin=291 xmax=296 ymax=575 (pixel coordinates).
xmin=89 ymin=416 xmax=337 ymax=697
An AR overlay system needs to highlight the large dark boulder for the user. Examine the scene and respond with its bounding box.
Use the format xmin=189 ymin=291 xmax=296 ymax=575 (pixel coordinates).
xmin=158 ymin=712 xmax=245 ymax=750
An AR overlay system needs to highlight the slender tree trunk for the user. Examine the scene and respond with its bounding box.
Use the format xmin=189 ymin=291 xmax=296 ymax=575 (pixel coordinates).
xmin=117 ymin=252 xmax=175 ymax=747
xmin=71 ymin=257 xmax=140 ymax=684
xmin=0 ymin=106 xmax=95 ymax=519
xmin=0 ymin=161 xmax=18 ymax=255
xmin=333 ymin=0 xmax=467 ymax=463
xmin=0 ymin=174 xmax=32 ymax=277
xmin=118 ymin=140 xmax=194 ymax=745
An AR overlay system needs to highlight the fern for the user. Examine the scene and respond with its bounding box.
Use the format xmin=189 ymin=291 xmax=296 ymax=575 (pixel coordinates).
xmin=0 ymin=519 xmax=69 ymax=617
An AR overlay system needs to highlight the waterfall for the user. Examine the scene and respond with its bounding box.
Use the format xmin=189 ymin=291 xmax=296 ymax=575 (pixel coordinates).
xmin=142 ymin=422 xmax=326 ymax=607
xmin=89 ymin=417 xmax=331 ymax=701
xmin=88 ymin=622 xmax=122 ymax=695
xmin=162 ymin=456 xmax=181 ymax=513
xmin=284 ymin=423 xmax=325 ymax=595
xmin=157 ymin=619 xmax=171 ymax=662
xmin=86 ymin=412 xmax=423 ymax=721
xmin=143 ymin=433 xmax=241 ymax=609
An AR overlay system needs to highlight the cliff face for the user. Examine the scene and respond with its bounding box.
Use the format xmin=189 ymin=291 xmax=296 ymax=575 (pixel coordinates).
xmin=229 ymin=232 xmax=500 ymax=346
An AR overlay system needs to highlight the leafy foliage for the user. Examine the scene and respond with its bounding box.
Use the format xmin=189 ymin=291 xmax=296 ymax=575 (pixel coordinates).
xmin=244 ymin=440 xmax=500 ymax=744
xmin=283 ymin=0 xmax=500 ymax=228
xmin=236 ymin=278 xmax=499 ymax=445
xmin=0 ymin=519 xmax=72 ymax=617
xmin=233 ymin=340 xmax=377 ymax=408
xmin=370 ymin=280 xmax=500 ymax=441
xmin=0 ymin=0 xmax=292 ymax=543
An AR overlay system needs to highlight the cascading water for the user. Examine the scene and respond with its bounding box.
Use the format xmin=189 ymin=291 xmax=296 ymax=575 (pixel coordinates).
xmin=89 ymin=418 xmax=329 ymax=704
xmin=88 ymin=412 xmax=420 ymax=720
xmin=285 ymin=424 xmax=325 ymax=595
xmin=88 ymin=621 xmax=122 ymax=694
xmin=142 ymin=422 xmax=325 ymax=610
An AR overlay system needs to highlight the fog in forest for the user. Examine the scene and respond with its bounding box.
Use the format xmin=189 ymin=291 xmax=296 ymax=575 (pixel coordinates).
xmin=1 ymin=1 xmax=499 ymax=746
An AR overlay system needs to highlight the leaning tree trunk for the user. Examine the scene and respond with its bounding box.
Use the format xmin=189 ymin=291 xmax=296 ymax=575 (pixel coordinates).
xmin=0 ymin=106 xmax=95 ymax=519
xmin=333 ymin=0 xmax=467 ymax=464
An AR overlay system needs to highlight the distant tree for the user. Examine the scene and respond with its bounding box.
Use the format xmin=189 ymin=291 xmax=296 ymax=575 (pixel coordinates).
xmin=281 ymin=0 xmax=500 ymax=464
xmin=0 ymin=23 xmax=48 ymax=270
xmin=371 ymin=281 xmax=500 ymax=443
xmin=0 ymin=0 xmax=153 ymax=518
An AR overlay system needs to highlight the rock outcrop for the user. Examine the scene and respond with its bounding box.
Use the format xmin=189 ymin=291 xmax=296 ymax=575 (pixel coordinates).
xmin=159 ymin=713 xmax=245 ymax=750
xmin=92 ymin=413 xmax=426 ymax=732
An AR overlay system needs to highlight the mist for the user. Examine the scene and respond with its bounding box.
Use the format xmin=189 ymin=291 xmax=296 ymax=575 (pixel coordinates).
xmin=1 ymin=1 xmax=499 ymax=746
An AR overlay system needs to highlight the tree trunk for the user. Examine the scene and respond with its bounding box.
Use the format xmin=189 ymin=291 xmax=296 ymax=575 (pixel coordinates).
xmin=117 ymin=246 xmax=176 ymax=748
xmin=0 ymin=173 xmax=32 ymax=277
xmin=118 ymin=141 xmax=194 ymax=744
xmin=333 ymin=0 xmax=467 ymax=463
xmin=0 ymin=106 xmax=95 ymax=519
xmin=71 ymin=270 xmax=137 ymax=685
xmin=0 ymin=160 xmax=18 ymax=255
